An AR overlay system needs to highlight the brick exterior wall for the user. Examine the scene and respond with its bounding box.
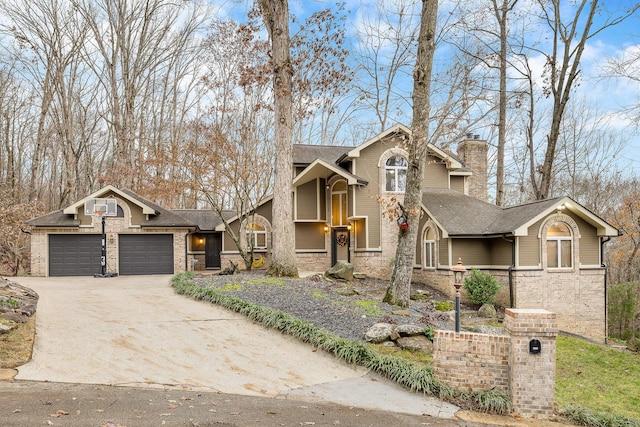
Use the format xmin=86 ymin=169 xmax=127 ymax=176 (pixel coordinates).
xmin=513 ymin=269 xmax=605 ymax=343
xmin=413 ymin=267 xmax=606 ymax=343
xmin=504 ymin=309 xmax=557 ymax=418
xmin=433 ymin=331 xmax=510 ymax=392
xmin=433 ymin=309 xmax=557 ymax=419
xmin=29 ymin=217 xmax=190 ymax=276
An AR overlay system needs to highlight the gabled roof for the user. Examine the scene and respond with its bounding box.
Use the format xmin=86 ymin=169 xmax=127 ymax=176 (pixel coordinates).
xmin=63 ymin=184 xmax=156 ymax=215
xmin=293 ymin=158 xmax=368 ymax=187
xmin=174 ymin=209 xmax=234 ymax=231
xmin=293 ymin=144 xmax=354 ymax=166
xmin=340 ymin=123 xmax=464 ymax=170
xmin=214 ymin=196 xmax=274 ymax=232
xmin=27 ymin=186 xmax=198 ymax=229
xmin=422 ymin=188 xmax=618 ymax=238
xmin=117 ymin=189 xmax=196 ymax=228
xmin=25 ymin=209 xmax=80 ymax=227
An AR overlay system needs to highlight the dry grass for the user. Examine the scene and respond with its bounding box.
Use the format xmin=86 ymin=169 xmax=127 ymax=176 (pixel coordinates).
xmin=0 ymin=315 xmax=35 ymax=368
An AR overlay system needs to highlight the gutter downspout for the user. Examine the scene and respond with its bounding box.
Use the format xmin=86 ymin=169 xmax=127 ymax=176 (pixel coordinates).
xmin=601 ymin=236 xmax=611 ymax=344
xmin=502 ymin=235 xmax=515 ymax=308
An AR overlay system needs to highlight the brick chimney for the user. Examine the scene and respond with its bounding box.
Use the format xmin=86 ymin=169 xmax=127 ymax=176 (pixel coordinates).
xmin=457 ymin=134 xmax=488 ymax=202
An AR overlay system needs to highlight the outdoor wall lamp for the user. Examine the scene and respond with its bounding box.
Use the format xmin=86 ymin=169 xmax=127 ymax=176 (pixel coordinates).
xmin=347 ymin=222 xmax=352 ymax=231
xmin=324 ymin=223 xmax=330 ymax=233
xmin=451 ymin=257 xmax=467 ymax=333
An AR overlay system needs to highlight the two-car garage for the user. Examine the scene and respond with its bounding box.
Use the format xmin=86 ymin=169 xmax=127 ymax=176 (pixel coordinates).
xmin=48 ymin=234 xmax=174 ymax=277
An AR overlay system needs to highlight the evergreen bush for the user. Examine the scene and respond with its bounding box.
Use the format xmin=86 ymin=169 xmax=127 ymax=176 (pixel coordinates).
xmin=463 ymin=269 xmax=501 ymax=306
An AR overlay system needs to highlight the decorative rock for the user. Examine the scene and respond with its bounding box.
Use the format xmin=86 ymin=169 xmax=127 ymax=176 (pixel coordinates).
xmin=396 ymin=336 xmax=434 ymax=354
xmin=382 ymin=341 xmax=396 ymax=347
xmin=478 ymin=303 xmax=497 ymax=318
xmin=0 ymin=312 xmax=27 ymax=323
xmin=364 ymin=322 xmax=394 ymax=343
xmin=391 ymin=309 xmax=411 ymax=316
xmin=325 ymin=261 xmax=354 ymax=282
xmin=394 ymin=324 xmax=425 ymax=337
xmin=0 ymin=322 xmax=15 ymax=334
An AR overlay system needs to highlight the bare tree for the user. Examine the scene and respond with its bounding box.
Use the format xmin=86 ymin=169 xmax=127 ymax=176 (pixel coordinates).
xmin=290 ymin=5 xmax=355 ymax=145
xmin=353 ymin=0 xmax=418 ymax=134
xmin=527 ymin=0 xmax=637 ymax=200
xmin=256 ymin=0 xmax=298 ymax=277
xmin=384 ymin=0 xmax=438 ymax=307
xmin=73 ymin=0 xmax=210 ymax=188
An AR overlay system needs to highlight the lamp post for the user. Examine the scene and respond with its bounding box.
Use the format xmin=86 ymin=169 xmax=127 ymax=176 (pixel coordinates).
xmin=451 ymin=257 xmax=467 ymax=333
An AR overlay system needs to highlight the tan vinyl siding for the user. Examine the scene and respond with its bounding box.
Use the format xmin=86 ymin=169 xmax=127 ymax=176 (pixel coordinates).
xmin=573 ymin=215 xmax=600 ymax=265
xmin=295 ymin=222 xmax=326 ymax=250
xmin=354 ymin=218 xmax=367 ymax=249
xmin=353 ymin=138 xmax=396 ymax=249
xmin=296 ymin=180 xmax=318 ymax=220
xmin=450 ymin=176 xmax=464 ymax=193
xmin=490 ymin=238 xmax=513 ymax=265
xmin=425 ymin=155 xmax=449 ymax=188
xmin=439 ymin=237 xmax=449 ymax=265
xmin=223 ymin=200 xmax=274 ymax=252
xmin=348 ymin=186 xmax=354 ymax=217
xmin=319 ymin=179 xmax=327 ymax=221
xmin=452 ymin=238 xmax=491 ymax=265
xmin=521 ymin=218 xmax=544 ymax=266
xmin=256 ymin=200 xmax=273 ymax=223
xmin=79 ymin=212 xmax=92 ymax=226
xmin=129 ymin=204 xmax=145 ymax=226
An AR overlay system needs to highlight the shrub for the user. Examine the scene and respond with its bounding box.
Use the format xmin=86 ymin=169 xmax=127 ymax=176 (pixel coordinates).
xmin=434 ymin=301 xmax=454 ymax=312
xmin=463 ymin=269 xmax=501 ymax=306
xmin=608 ymin=282 xmax=638 ymax=339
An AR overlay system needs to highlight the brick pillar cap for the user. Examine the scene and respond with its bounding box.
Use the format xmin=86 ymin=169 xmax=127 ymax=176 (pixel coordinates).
xmin=505 ymin=308 xmax=555 ymax=318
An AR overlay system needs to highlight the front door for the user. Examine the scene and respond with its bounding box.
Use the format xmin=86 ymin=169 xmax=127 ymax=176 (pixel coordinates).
xmin=205 ymin=234 xmax=222 ymax=269
xmin=331 ymin=228 xmax=350 ymax=266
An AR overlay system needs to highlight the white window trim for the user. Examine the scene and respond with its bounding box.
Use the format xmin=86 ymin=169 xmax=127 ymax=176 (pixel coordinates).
xmin=539 ymin=214 xmax=580 ymax=271
xmin=241 ymin=215 xmax=271 ymax=251
xmin=379 ymin=148 xmax=409 ymax=194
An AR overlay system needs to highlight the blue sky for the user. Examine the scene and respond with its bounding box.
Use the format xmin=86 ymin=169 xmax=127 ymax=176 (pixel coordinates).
xmin=217 ymin=0 xmax=640 ymax=177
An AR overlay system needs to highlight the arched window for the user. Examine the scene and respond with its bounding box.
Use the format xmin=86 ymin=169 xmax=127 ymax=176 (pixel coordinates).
xmin=245 ymin=221 xmax=267 ymax=249
xmin=331 ymin=180 xmax=348 ymax=226
xmin=423 ymin=227 xmax=436 ymax=268
xmin=547 ymin=222 xmax=572 ymax=268
xmin=385 ymin=155 xmax=407 ymax=192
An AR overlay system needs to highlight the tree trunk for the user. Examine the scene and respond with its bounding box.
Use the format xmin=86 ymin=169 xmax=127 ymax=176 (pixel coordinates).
xmin=257 ymin=0 xmax=298 ymax=277
xmin=383 ymin=0 xmax=437 ymax=307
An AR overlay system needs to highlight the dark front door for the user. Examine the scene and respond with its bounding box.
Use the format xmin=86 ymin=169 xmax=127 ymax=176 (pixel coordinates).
xmin=118 ymin=234 xmax=174 ymax=275
xmin=205 ymin=234 xmax=222 ymax=269
xmin=331 ymin=228 xmax=350 ymax=266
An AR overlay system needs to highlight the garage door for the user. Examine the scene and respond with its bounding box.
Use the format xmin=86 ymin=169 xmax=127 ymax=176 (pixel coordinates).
xmin=118 ymin=234 xmax=174 ymax=275
xmin=49 ymin=234 xmax=102 ymax=277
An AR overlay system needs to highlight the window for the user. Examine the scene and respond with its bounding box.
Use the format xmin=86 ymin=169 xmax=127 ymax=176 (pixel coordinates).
xmin=331 ymin=180 xmax=348 ymax=226
xmin=245 ymin=222 xmax=267 ymax=249
xmin=385 ymin=155 xmax=407 ymax=192
xmin=424 ymin=227 xmax=436 ymax=268
xmin=547 ymin=222 xmax=572 ymax=268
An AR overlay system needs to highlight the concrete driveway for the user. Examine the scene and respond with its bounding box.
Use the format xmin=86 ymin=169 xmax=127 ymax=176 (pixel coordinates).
xmin=14 ymin=275 xmax=366 ymax=395
xmin=12 ymin=275 xmax=459 ymax=419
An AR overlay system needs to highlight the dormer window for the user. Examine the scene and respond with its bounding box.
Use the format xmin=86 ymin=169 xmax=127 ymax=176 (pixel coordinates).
xmin=385 ymin=155 xmax=407 ymax=192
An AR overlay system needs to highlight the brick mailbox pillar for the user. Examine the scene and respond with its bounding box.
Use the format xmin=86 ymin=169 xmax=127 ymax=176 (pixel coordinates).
xmin=504 ymin=308 xmax=558 ymax=418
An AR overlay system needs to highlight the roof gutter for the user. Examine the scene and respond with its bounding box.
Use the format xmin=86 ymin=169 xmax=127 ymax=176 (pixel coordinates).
xmin=601 ymin=236 xmax=611 ymax=343
xmin=502 ymin=234 xmax=515 ymax=308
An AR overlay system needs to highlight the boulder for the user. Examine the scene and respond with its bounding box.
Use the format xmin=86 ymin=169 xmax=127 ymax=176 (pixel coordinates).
xmin=364 ymin=322 xmax=394 ymax=343
xmin=394 ymin=324 xmax=425 ymax=337
xmin=325 ymin=261 xmax=354 ymax=282
xmin=396 ymin=336 xmax=434 ymax=354
xmin=0 ymin=322 xmax=15 ymax=334
xmin=478 ymin=303 xmax=497 ymax=318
